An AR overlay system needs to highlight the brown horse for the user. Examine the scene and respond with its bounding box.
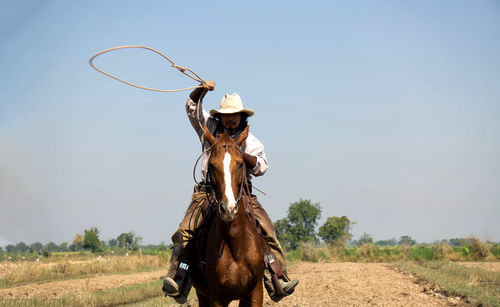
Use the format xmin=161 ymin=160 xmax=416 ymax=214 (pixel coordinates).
xmin=189 ymin=126 xmax=264 ymax=307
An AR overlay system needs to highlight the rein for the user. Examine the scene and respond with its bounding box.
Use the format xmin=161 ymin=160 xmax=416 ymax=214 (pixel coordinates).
xmin=192 ymin=145 xmax=214 ymax=187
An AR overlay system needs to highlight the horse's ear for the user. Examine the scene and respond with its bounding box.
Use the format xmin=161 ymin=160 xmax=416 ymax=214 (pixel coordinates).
xmin=204 ymin=126 xmax=216 ymax=145
xmin=235 ymin=126 xmax=249 ymax=147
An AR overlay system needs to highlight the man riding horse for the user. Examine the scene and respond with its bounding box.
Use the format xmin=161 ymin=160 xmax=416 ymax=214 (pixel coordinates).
xmin=163 ymin=81 xmax=299 ymax=303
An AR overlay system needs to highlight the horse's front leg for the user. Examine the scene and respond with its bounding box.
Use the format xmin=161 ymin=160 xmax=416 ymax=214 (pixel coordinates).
xmin=196 ymin=290 xmax=210 ymax=307
xmin=239 ymin=280 xmax=264 ymax=307
xmin=209 ymin=297 xmax=229 ymax=307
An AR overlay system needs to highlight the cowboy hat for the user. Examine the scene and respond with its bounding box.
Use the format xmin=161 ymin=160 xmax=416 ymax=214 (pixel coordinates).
xmin=210 ymin=93 xmax=254 ymax=117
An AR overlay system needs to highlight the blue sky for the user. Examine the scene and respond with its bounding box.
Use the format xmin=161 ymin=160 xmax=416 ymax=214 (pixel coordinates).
xmin=1 ymin=1 xmax=499 ymax=246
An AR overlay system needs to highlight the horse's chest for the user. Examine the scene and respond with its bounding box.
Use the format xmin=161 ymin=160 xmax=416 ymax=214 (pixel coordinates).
xmin=214 ymin=261 xmax=258 ymax=293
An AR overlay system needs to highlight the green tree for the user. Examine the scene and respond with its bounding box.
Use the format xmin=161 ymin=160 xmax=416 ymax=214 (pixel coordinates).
xmin=72 ymin=234 xmax=84 ymax=251
xmin=132 ymin=235 xmax=143 ymax=251
xmin=448 ymin=238 xmax=467 ymax=246
xmin=318 ymin=216 xmax=352 ymax=246
xmin=83 ymin=227 xmax=104 ymax=253
xmin=274 ymin=199 xmax=321 ymax=250
xmin=117 ymin=232 xmax=136 ymax=250
xmin=275 ymin=218 xmax=293 ymax=250
xmin=45 ymin=242 xmax=58 ymax=252
xmin=375 ymin=238 xmax=397 ymax=246
xmin=399 ymin=235 xmax=416 ymax=246
xmin=30 ymin=242 xmax=43 ymax=253
xmin=15 ymin=242 xmax=29 ymax=253
xmin=107 ymin=239 xmax=118 ymax=247
xmin=5 ymin=244 xmax=16 ymax=253
xmin=357 ymin=233 xmax=374 ymax=246
xmin=59 ymin=242 xmax=69 ymax=252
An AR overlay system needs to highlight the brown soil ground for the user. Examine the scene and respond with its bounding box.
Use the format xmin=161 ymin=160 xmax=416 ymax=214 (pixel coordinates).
xmin=0 ymin=269 xmax=165 ymax=299
xmin=228 ymin=262 xmax=470 ymax=307
xmin=0 ymin=263 xmax=479 ymax=306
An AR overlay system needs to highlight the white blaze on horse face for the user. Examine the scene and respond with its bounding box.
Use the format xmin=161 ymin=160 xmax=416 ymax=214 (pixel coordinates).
xmin=223 ymin=152 xmax=237 ymax=213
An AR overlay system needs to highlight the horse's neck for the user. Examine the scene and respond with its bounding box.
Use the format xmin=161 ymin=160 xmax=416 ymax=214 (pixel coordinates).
xmin=215 ymin=200 xmax=253 ymax=260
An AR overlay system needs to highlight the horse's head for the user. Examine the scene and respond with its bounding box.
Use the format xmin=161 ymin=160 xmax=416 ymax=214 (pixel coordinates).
xmin=203 ymin=126 xmax=249 ymax=222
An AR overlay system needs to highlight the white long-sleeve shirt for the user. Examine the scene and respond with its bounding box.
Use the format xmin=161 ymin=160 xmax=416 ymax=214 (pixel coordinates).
xmin=186 ymin=97 xmax=268 ymax=182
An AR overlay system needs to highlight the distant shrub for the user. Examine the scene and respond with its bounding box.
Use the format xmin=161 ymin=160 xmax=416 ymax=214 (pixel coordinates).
xmin=342 ymin=247 xmax=358 ymax=261
xmin=465 ymin=237 xmax=489 ymax=260
xmin=357 ymin=244 xmax=374 ymax=261
xmin=432 ymin=241 xmax=454 ymax=260
xmin=400 ymin=244 xmax=411 ymax=260
xmin=373 ymin=246 xmax=401 ymax=261
xmin=284 ymin=243 xmax=329 ymax=262
xmin=490 ymin=243 xmax=500 ymax=259
xmin=327 ymin=245 xmax=353 ymax=262
xmin=285 ymin=249 xmax=302 ymax=262
xmin=279 ymin=240 xmax=496 ymax=263
xmin=409 ymin=246 xmax=434 ymax=260
xmin=141 ymin=248 xmax=169 ymax=256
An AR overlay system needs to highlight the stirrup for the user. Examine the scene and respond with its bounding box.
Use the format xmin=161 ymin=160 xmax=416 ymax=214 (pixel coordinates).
xmin=162 ymin=277 xmax=189 ymax=304
xmin=281 ymin=278 xmax=299 ymax=295
xmin=162 ymin=276 xmax=180 ymax=296
xmin=162 ymin=262 xmax=190 ymax=303
xmin=269 ymin=277 xmax=299 ymax=302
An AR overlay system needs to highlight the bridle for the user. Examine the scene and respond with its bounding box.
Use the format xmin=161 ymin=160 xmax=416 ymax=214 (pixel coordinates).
xmin=202 ymin=142 xmax=249 ymax=210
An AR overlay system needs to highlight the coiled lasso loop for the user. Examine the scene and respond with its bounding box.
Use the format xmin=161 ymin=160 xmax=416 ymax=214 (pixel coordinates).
xmin=89 ymin=45 xmax=209 ymax=92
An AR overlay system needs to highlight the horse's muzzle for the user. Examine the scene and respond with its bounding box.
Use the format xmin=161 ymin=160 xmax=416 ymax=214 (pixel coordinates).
xmin=219 ymin=202 xmax=238 ymax=222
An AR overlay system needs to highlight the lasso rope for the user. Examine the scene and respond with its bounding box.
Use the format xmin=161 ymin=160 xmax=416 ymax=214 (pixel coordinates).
xmin=89 ymin=46 xmax=264 ymax=194
xmin=89 ymin=45 xmax=209 ymax=92
xmin=90 ymin=45 xmax=213 ymax=182
xmin=89 ymin=45 xmax=211 ymax=135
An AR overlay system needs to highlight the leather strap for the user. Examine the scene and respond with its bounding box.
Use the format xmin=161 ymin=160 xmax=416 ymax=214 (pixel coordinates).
xmin=271 ymin=274 xmax=287 ymax=297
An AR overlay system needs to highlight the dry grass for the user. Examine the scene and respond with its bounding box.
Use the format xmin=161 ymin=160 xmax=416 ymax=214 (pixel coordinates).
xmin=431 ymin=240 xmax=454 ymax=260
xmin=284 ymin=237 xmax=498 ymax=263
xmin=0 ymin=280 xmax=167 ymax=307
xmin=0 ymin=254 xmax=170 ymax=288
xmin=466 ymin=237 xmax=491 ymax=260
xmin=356 ymin=244 xmax=375 ymax=261
xmin=397 ymin=261 xmax=500 ymax=307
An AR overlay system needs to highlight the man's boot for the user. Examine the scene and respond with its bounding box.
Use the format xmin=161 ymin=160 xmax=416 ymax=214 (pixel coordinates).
xmin=281 ymin=278 xmax=299 ymax=295
xmin=162 ymin=243 xmax=190 ymax=304
xmin=263 ymin=269 xmax=299 ymax=302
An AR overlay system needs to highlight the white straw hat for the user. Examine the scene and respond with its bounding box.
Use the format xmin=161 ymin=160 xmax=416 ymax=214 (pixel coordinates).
xmin=210 ymin=93 xmax=254 ymax=117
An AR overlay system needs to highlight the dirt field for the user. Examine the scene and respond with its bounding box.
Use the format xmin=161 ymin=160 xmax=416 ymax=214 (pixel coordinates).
xmin=0 ymin=270 xmax=164 ymax=299
xmin=233 ymin=262 xmax=470 ymax=307
xmin=0 ymin=262 xmax=483 ymax=306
